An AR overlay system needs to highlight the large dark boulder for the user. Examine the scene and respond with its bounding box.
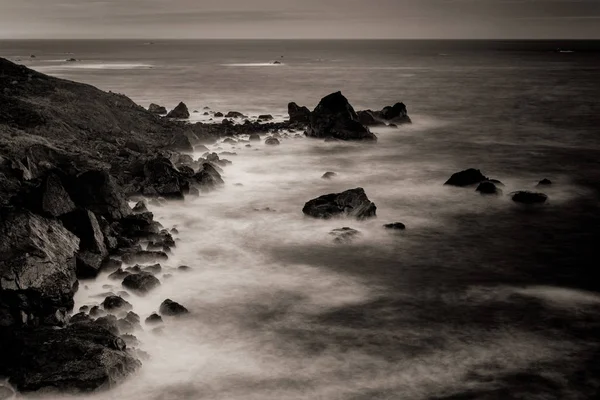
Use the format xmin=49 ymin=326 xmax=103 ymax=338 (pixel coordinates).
xmin=0 ymin=209 xmax=79 ymax=327
xmin=69 ymin=170 xmax=131 ymax=221
xmin=380 ymin=102 xmax=411 ymax=124
xmin=117 ymin=211 xmax=161 ymax=238
xmin=265 ymin=137 xmax=280 ymax=146
xmin=166 ymin=102 xmax=190 ymax=119
xmin=512 ymin=191 xmax=548 ymax=204
xmin=357 ymin=110 xmax=385 ymax=127
xmin=159 ymin=299 xmax=189 ymax=316
xmin=193 ymin=163 xmax=224 ymax=192
xmin=288 ymin=102 xmax=311 ymax=124
xmin=166 ymin=133 xmax=194 ymax=153
xmin=148 ymin=103 xmax=167 ymax=115
xmin=102 ymin=295 xmax=132 ymax=312
xmin=302 ymin=188 xmax=377 ymax=219
xmin=61 ymin=209 xmax=108 ymax=279
xmin=306 ymin=92 xmax=376 ymax=141
xmin=0 ymin=323 xmax=140 ymax=393
xmin=122 ymin=272 xmax=161 ymax=295
xmin=142 ymin=157 xmax=189 ymax=199
xmin=39 ymin=172 xmax=76 ymax=217
xmin=476 ymin=181 xmax=501 ymax=195
xmin=444 ymin=168 xmax=489 ymax=187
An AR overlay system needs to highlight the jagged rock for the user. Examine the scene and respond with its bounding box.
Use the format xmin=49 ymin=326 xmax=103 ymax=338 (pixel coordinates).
xmin=102 ymin=295 xmax=132 ymax=312
xmin=145 ymin=313 xmax=163 ymax=325
xmin=108 ymin=269 xmax=130 ymax=283
xmin=0 ymin=208 xmax=79 ymax=327
xmin=306 ymin=92 xmax=376 ymax=141
xmin=124 ymin=311 xmax=140 ymax=325
xmin=69 ymin=312 xmax=91 ymax=324
xmin=288 ymin=102 xmax=311 ymax=124
xmin=538 ymin=178 xmax=552 ymax=186
xmin=120 ymin=333 xmax=139 ymax=347
xmin=476 ymin=181 xmax=501 ymax=195
xmin=159 ymin=299 xmax=189 ymax=316
xmin=166 ymin=102 xmax=190 ymax=119
xmin=357 ymin=110 xmax=385 ymax=127
xmin=302 ymin=188 xmax=377 ymax=219
xmin=142 ymin=157 xmax=189 ymax=199
xmin=265 ymin=137 xmax=280 ymax=145
xmin=70 ymin=170 xmax=131 ymax=221
xmin=512 ymin=191 xmax=548 ymax=204
xmin=329 ymin=227 xmax=361 ymax=243
xmin=0 ymin=323 xmax=140 ymax=393
xmin=40 ymin=172 xmax=77 ymax=217
xmin=380 ymin=102 xmax=411 ymax=124
xmin=125 ymin=265 xmax=142 ymax=273
xmin=122 ymin=250 xmax=168 ymax=264
xmin=61 ymin=209 xmax=108 ymax=279
xmin=193 ymin=163 xmax=224 ymax=191
xmin=89 ymin=306 xmax=104 ymax=318
xmin=166 ymin=133 xmax=194 ymax=153
xmin=321 ymin=172 xmax=336 ymax=179
xmin=122 ymin=272 xmax=161 ymax=295
xmin=444 ymin=168 xmax=489 ymax=187
xmin=117 ymin=211 xmax=160 ymax=238
xmin=148 ymin=103 xmax=167 ymax=114
xmin=132 ymin=201 xmax=148 ymax=213
xmin=142 ymin=264 xmax=162 ymax=274
xmin=384 ymin=222 xmax=406 ymax=230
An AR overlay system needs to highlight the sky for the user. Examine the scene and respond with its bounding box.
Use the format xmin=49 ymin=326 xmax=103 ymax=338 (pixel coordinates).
xmin=0 ymin=0 xmax=599 ymax=39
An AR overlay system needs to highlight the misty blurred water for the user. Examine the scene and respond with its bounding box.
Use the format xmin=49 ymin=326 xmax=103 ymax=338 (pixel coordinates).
xmin=2 ymin=40 xmax=600 ymax=399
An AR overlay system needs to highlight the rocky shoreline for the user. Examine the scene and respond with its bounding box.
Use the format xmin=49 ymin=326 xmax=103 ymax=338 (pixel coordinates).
xmin=0 ymin=57 xmax=410 ymax=396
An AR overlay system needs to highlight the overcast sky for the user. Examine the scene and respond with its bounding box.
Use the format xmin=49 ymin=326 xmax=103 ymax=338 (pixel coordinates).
xmin=0 ymin=0 xmax=599 ymax=39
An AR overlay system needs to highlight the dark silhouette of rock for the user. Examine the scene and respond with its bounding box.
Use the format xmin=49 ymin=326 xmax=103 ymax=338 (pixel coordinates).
xmin=321 ymin=172 xmax=337 ymax=179
xmin=288 ymin=102 xmax=311 ymax=124
xmin=122 ymin=250 xmax=168 ymax=264
xmin=214 ymin=112 xmax=224 ymax=117
xmin=61 ymin=209 xmax=108 ymax=279
xmin=380 ymin=102 xmax=411 ymax=124
xmin=148 ymin=103 xmax=167 ymax=114
xmin=193 ymin=162 xmax=224 ymax=191
xmin=357 ymin=110 xmax=385 ymax=127
xmin=102 ymin=295 xmax=132 ymax=312
xmin=178 ymin=265 xmax=192 ymax=272
xmin=124 ymin=311 xmax=140 ymax=326
xmin=142 ymin=157 xmax=189 ymax=199
xmin=0 ymin=208 xmax=79 ymax=327
xmin=132 ymin=201 xmax=148 ymax=213
xmin=306 ymin=92 xmax=376 ymax=141
xmin=40 ymin=173 xmax=76 ymax=217
xmin=258 ymin=114 xmax=273 ymax=120
xmin=225 ymin=111 xmax=246 ymax=119
xmin=249 ymin=134 xmax=261 ymax=141
xmin=302 ymin=188 xmax=377 ymax=219
xmin=444 ymin=169 xmax=489 ymax=187
xmin=538 ymin=178 xmax=552 ymax=186
xmin=116 ymin=318 xmax=134 ymax=334
xmin=159 ymin=299 xmax=189 ymax=316
xmin=117 ymin=211 xmax=161 ymax=239
xmin=512 ymin=191 xmax=548 ymax=204
xmin=329 ymin=227 xmax=361 ymax=243
xmin=384 ymin=222 xmax=406 ymax=230
xmin=122 ymin=272 xmax=161 ymax=295
xmin=89 ymin=306 xmax=104 ymax=318
xmin=70 ymin=170 xmax=131 ymax=221
xmin=166 ymin=102 xmax=190 ymax=119
xmin=145 ymin=313 xmax=163 ymax=325
xmin=265 ymin=137 xmax=280 ymax=145
xmin=0 ymin=323 xmax=140 ymax=393
xmin=166 ymin=132 xmax=194 ymax=153
xmin=142 ymin=264 xmax=162 ymax=274
xmin=476 ymin=181 xmax=501 ymax=195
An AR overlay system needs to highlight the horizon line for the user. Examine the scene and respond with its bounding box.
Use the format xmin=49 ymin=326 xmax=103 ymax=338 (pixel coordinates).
xmin=1 ymin=37 xmax=600 ymax=41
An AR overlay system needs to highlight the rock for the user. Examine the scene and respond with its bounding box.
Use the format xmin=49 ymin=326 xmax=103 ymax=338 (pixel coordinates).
xmin=321 ymin=172 xmax=337 ymax=179
xmin=122 ymin=250 xmax=168 ymax=264
xmin=108 ymin=268 xmax=131 ymax=281
xmin=444 ymin=168 xmax=489 ymax=187
xmin=476 ymin=181 xmax=501 ymax=195
xmin=148 ymin=103 xmax=167 ymax=114
xmin=122 ymin=272 xmax=161 ymax=295
xmin=178 ymin=265 xmax=192 ymax=272
xmin=125 ymin=265 xmax=141 ymax=273
xmin=193 ymin=163 xmax=224 ymax=191
xmin=214 ymin=112 xmax=224 ymax=117
xmin=166 ymin=102 xmax=190 ymax=119
xmin=166 ymin=133 xmax=194 ymax=153
xmin=132 ymin=201 xmax=148 ymax=213
xmin=101 ymin=258 xmax=122 ymax=273
xmin=142 ymin=157 xmax=189 ymax=199
xmin=306 ymin=92 xmax=376 ymax=141
xmin=71 ymin=170 xmax=131 ymax=221
xmin=79 ymin=305 xmax=89 ymax=312
xmin=102 ymin=295 xmax=132 ymax=312
xmin=0 ymin=323 xmax=140 ymax=393
xmin=70 ymin=312 xmax=91 ymax=324
xmin=0 ymin=384 xmax=15 ymax=399
xmin=0 ymin=208 xmax=79 ymax=327
xmin=89 ymin=306 xmax=104 ymax=317
xmin=357 ymin=110 xmax=384 ymax=127
xmin=288 ymin=102 xmax=311 ymax=124
xmin=145 ymin=313 xmax=163 ymax=325
xmin=249 ymin=134 xmax=261 ymax=141
xmin=159 ymin=299 xmax=189 ymax=316
xmin=61 ymin=209 xmax=108 ymax=279
xmin=537 ymin=178 xmax=552 ymax=186
xmin=265 ymin=137 xmax=280 ymax=146
xmin=329 ymin=227 xmax=361 ymax=243
xmin=142 ymin=263 xmax=162 ymax=274
xmin=258 ymin=114 xmax=273 ymax=120
xmin=39 ymin=172 xmax=77 ymax=217
xmin=302 ymin=188 xmax=377 ymax=219
xmin=384 ymin=222 xmax=406 ymax=230
xmin=380 ymin=102 xmax=411 ymax=124
xmin=118 ymin=212 xmax=161 ymax=238
xmin=225 ymin=111 xmax=246 ymax=119
xmin=512 ymin=191 xmax=548 ymax=204
xmin=120 ymin=333 xmax=139 ymax=347
xmin=124 ymin=311 xmax=140 ymax=325
xmin=116 ymin=318 xmax=134 ymax=334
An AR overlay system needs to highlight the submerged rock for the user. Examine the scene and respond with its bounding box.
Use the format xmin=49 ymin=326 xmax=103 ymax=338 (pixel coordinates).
xmin=145 ymin=313 xmax=163 ymax=325
xmin=258 ymin=114 xmax=273 ymax=121
xmin=193 ymin=163 xmax=224 ymax=191
xmin=148 ymin=103 xmax=167 ymax=115
xmin=476 ymin=181 xmax=502 ymax=195
xmin=166 ymin=102 xmax=190 ymax=119
xmin=357 ymin=110 xmax=385 ymax=127
xmin=108 ymin=268 xmax=131 ymax=281
xmin=265 ymin=137 xmax=280 ymax=146
xmin=0 ymin=208 xmax=79 ymax=326
xmin=0 ymin=324 xmax=140 ymax=393
xmin=321 ymin=171 xmax=337 ymax=179
xmin=159 ymin=299 xmax=189 ymax=316
xmin=512 ymin=191 xmax=548 ymax=204
xmin=102 ymin=295 xmax=132 ymax=312
xmin=302 ymin=188 xmax=377 ymax=219
xmin=444 ymin=168 xmax=489 ymax=187
xmin=329 ymin=227 xmax=361 ymax=243
xmin=249 ymin=133 xmax=261 ymax=141
xmin=537 ymin=178 xmax=552 ymax=186
xmin=306 ymin=92 xmax=376 ymax=141
xmin=384 ymin=222 xmax=406 ymax=230
xmin=122 ymin=272 xmax=161 ymax=295
xmin=121 ymin=250 xmax=168 ymax=264
xmin=380 ymin=102 xmax=411 ymax=124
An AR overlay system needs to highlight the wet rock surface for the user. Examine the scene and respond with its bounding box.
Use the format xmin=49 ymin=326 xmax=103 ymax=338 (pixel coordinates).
xmin=159 ymin=299 xmax=189 ymax=316
xmin=122 ymin=272 xmax=161 ymax=295
xmin=303 ymin=188 xmax=377 ymax=219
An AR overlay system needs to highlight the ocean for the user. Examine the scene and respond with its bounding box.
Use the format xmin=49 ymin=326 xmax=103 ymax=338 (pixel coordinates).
xmin=1 ymin=39 xmax=600 ymax=399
